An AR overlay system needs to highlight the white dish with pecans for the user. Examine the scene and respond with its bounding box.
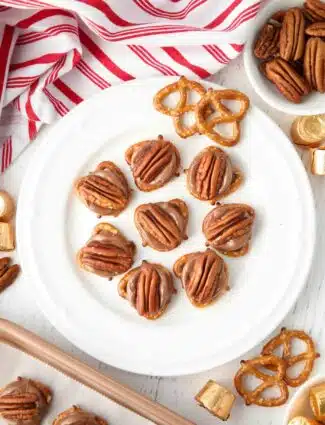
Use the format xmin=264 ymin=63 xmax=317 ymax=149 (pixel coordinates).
xmin=244 ymin=0 xmax=325 ymax=115
xmin=17 ymin=77 xmax=315 ymax=376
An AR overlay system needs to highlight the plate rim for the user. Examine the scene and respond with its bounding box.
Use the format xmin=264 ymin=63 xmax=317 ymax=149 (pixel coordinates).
xmin=17 ymin=76 xmax=316 ymax=376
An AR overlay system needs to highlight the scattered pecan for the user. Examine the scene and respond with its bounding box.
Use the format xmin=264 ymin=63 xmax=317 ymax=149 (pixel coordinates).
xmin=254 ymin=23 xmax=280 ymax=60
xmin=75 ymin=161 xmax=131 ymax=217
xmin=0 ymin=377 xmax=52 ymax=425
xmin=118 ymin=260 xmax=176 ymax=319
xmin=304 ymin=37 xmax=325 ymax=92
xmin=53 ymin=406 xmax=107 ymax=425
xmin=202 ymin=203 xmax=255 ymax=257
xmin=186 ymin=146 xmax=242 ymax=204
xmin=173 ymin=249 xmax=229 ymax=308
xmin=279 ymin=8 xmax=305 ymax=62
xmin=0 ymin=257 xmax=19 ymax=294
xmin=134 ymin=199 xmax=188 ymax=252
xmin=77 ymin=223 xmax=135 ymax=279
xmin=306 ymin=21 xmax=325 ymax=35
xmin=265 ymin=58 xmax=311 ymax=103
xmin=305 ymin=0 xmax=325 ymax=20
xmin=125 ymin=135 xmax=180 ymax=192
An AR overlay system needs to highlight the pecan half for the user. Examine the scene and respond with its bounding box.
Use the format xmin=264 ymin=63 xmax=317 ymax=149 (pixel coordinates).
xmin=173 ymin=249 xmax=229 ymax=308
xmin=53 ymin=406 xmax=107 ymax=425
xmin=186 ymin=146 xmax=242 ymax=204
xmin=305 ymin=0 xmax=325 ymax=20
xmin=118 ymin=261 xmax=176 ymax=319
xmin=0 ymin=377 xmax=52 ymax=425
xmin=125 ymin=135 xmax=180 ymax=192
xmin=75 ymin=161 xmax=131 ymax=217
xmin=265 ymin=58 xmax=311 ymax=103
xmin=304 ymin=37 xmax=325 ymax=92
xmin=306 ymin=21 xmax=325 ymax=35
xmin=134 ymin=199 xmax=188 ymax=252
xmin=0 ymin=257 xmax=19 ymax=294
xmin=202 ymin=203 xmax=255 ymax=257
xmin=279 ymin=8 xmax=305 ymax=62
xmin=77 ymin=223 xmax=135 ymax=279
xmin=254 ymin=23 xmax=280 ymax=60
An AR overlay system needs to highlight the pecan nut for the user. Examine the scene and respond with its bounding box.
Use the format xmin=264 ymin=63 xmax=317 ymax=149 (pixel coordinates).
xmin=75 ymin=161 xmax=131 ymax=217
xmin=77 ymin=223 xmax=135 ymax=279
xmin=0 ymin=257 xmax=19 ymax=294
xmin=265 ymin=58 xmax=311 ymax=103
xmin=53 ymin=406 xmax=107 ymax=425
xmin=173 ymin=249 xmax=229 ymax=308
xmin=0 ymin=377 xmax=52 ymax=425
xmin=134 ymin=198 xmax=188 ymax=252
xmin=125 ymin=135 xmax=180 ymax=192
xmin=202 ymin=203 xmax=255 ymax=257
xmin=186 ymin=146 xmax=242 ymax=204
xmin=306 ymin=22 xmax=325 ymax=35
xmin=279 ymin=8 xmax=305 ymax=61
xmin=304 ymin=37 xmax=325 ymax=92
xmin=118 ymin=260 xmax=176 ymax=319
xmin=305 ymin=0 xmax=325 ymax=20
xmin=254 ymin=23 xmax=280 ymax=60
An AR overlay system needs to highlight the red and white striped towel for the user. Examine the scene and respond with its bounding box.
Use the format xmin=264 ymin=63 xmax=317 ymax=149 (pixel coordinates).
xmin=0 ymin=0 xmax=262 ymax=172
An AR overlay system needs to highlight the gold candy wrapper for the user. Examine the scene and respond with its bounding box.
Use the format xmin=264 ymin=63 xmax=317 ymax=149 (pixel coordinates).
xmin=291 ymin=115 xmax=325 ymax=149
xmin=311 ymin=147 xmax=325 ymax=175
xmin=288 ymin=416 xmax=322 ymax=425
xmin=310 ymin=384 xmax=325 ymax=421
xmin=195 ymin=380 xmax=235 ymax=421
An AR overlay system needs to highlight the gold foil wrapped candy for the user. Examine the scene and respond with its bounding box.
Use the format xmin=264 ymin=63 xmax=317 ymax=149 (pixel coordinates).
xmin=311 ymin=147 xmax=325 ymax=175
xmin=291 ymin=115 xmax=325 ymax=148
xmin=310 ymin=383 xmax=325 ymax=422
xmin=288 ymin=417 xmax=322 ymax=425
xmin=195 ymin=380 xmax=235 ymax=421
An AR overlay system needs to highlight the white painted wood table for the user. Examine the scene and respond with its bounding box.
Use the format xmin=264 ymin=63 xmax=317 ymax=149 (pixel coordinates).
xmin=2 ymin=55 xmax=324 ymax=425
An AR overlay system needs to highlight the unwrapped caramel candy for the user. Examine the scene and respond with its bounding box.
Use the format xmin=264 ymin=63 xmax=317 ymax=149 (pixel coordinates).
xmin=311 ymin=147 xmax=325 ymax=175
xmin=310 ymin=383 xmax=325 ymax=422
xmin=291 ymin=115 xmax=325 ymax=148
xmin=0 ymin=222 xmax=14 ymax=251
xmin=195 ymin=380 xmax=235 ymax=420
xmin=288 ymin=417 xmax=322 ymax=425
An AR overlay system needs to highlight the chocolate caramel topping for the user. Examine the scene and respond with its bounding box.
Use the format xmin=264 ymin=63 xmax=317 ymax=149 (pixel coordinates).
xmin=134 ymin=199 xmax=188 ymax=251
xmin=125 ymin=135 xmax=180 ymax=191
xmin=53 ymin=407 xmax=107 ymax=425
xmin=203 ymin=203 xmax=255 ymax=256
xmin=118 ymin=261 xmax=175 ymax=319
xmin=174 ymin=249 xmax=229 ymax=307
xmin=187 ymin=147 xmax=239 ymax=204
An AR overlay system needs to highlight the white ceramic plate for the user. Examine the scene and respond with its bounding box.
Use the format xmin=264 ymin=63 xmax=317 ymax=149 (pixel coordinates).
xmin=244 ymin=0 xmax=325 ymax=116
xmin=17 ymin=77 xmax=315 ymax=376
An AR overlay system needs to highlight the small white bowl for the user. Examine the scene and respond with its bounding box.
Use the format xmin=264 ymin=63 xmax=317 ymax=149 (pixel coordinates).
xmin=283 ymin=375 xmax=325 ymax=425
xmin=244 ymin=0 xmax=325 ymax=116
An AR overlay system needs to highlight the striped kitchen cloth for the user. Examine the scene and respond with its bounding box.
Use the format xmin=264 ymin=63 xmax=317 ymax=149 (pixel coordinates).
xmin=0 ymin=0 xmax=262 ymax=172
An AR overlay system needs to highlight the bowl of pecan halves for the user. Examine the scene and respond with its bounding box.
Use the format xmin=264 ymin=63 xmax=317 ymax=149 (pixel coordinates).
xmin=244 ymin=0 xmax=325 ymax=115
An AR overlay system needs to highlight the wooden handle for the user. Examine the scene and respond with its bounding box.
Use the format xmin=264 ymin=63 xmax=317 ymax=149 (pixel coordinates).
xmin=0 ymin=319 xmax=196 ymax=425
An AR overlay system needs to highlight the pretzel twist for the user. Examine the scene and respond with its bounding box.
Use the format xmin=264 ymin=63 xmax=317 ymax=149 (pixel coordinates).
xmin=234 ymin=355 xmax=289 ymax=407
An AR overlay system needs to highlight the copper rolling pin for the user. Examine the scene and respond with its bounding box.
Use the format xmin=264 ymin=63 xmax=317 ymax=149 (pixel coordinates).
xmin=0 ymin=319 xmax=195 ymax=425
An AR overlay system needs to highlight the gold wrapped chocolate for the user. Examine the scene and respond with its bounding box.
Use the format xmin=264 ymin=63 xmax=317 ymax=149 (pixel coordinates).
xmin=288 ymin=416 xmax=322 ymax=425
xmin=311 ymin=147 xmax=325 ymax=175
xmin=291 ymin=115 xmax=325 ymax=148
xmin=195 ymin=380 xmax=235 ymax=421
xmin=310 ymin=383 xmax=325 ymax=422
